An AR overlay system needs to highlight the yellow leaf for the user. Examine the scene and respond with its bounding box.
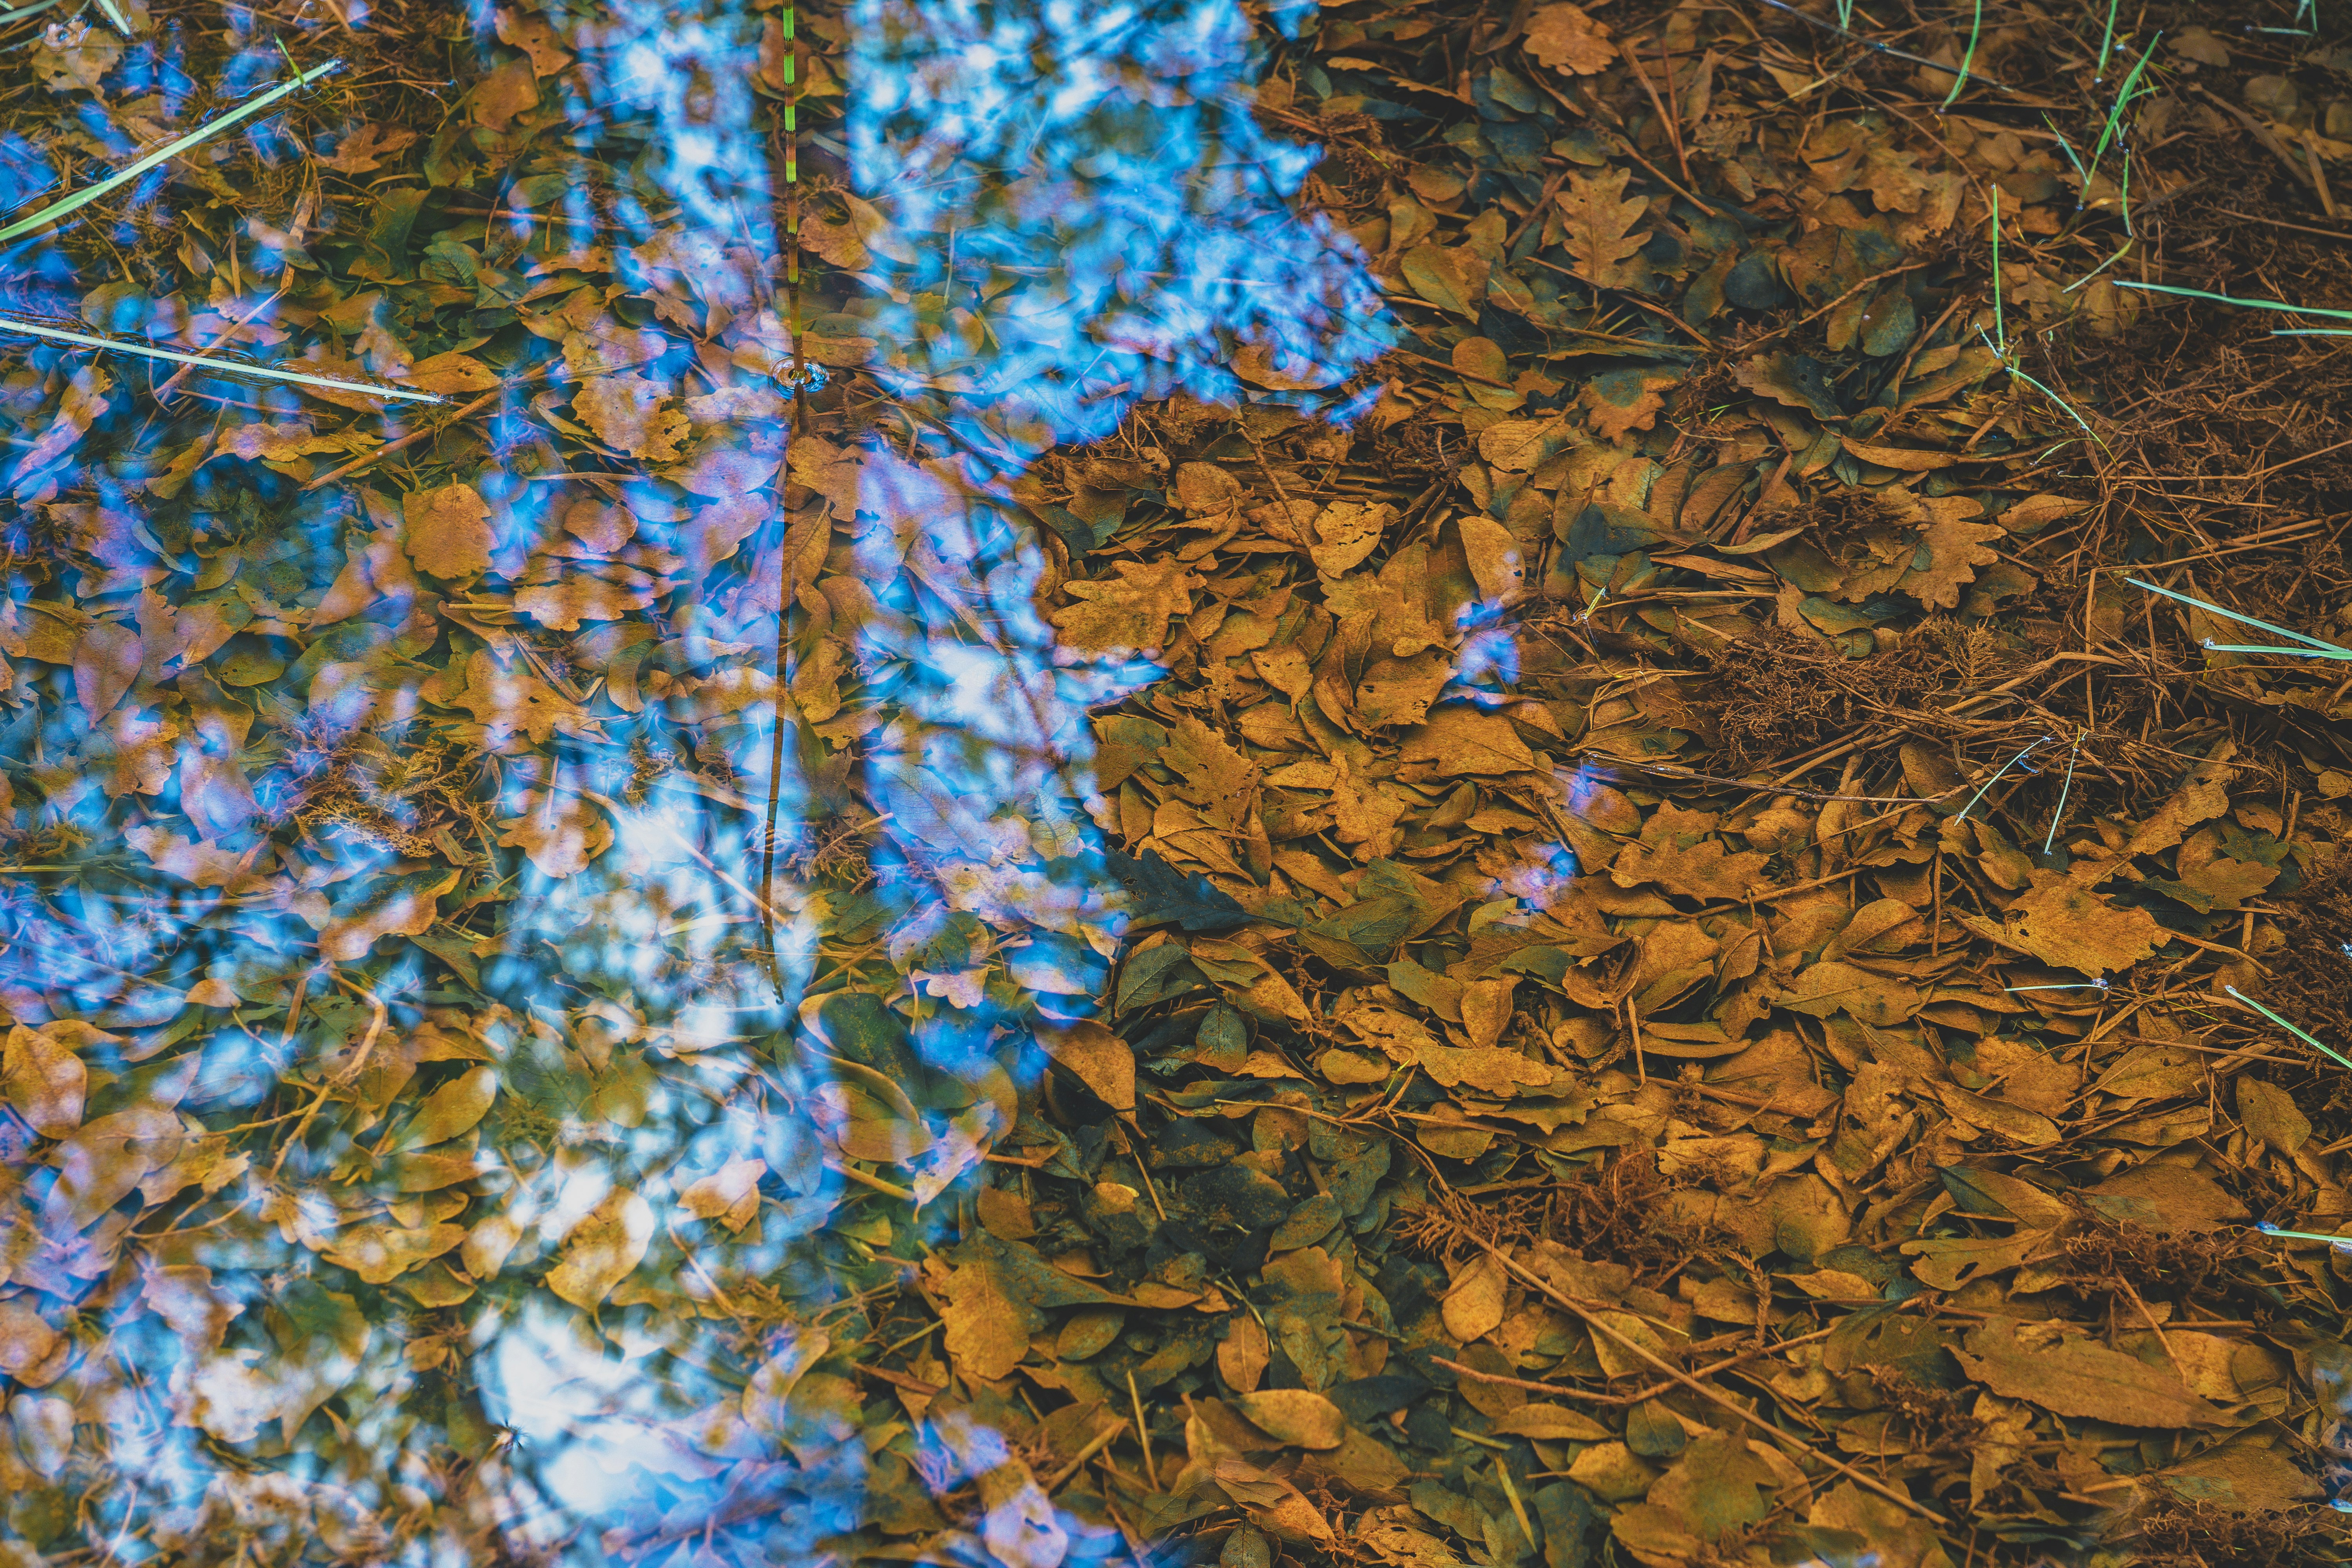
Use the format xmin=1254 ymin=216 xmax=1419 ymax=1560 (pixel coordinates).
xmin=2 ymin=1025 xmax=84 ymax=1138
xmin=1233 ymin=1388 xmax=1348 ymax=1448
xmin=409 ymin=1066 xmax=498 ymax=1147
xmin=1441 ymin=1250 xmax=1508 ymax=1342
xmin=322 ymin=1222 xmax=469 ymax=1285
xmin=546 ymin=1190 xmax=655 ymax=1310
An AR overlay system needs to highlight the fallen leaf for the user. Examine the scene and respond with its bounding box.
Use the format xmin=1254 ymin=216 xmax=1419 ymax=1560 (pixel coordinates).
xmin=545 ymin=1190 xmax=655 ymax=1310
xmin=1234 ymin=1388 xmax=1348 ymax=1448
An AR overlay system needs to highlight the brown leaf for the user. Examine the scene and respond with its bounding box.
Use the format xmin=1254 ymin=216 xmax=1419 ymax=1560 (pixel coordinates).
xmin=469 ymin=56 xmax=539 ymax=133
xmin=1047 ymin=558 xmax=1203 ymax=656
xmin=678 ymin=1157 xmax=767 ymax=1234
xmin=1612 ymin=802 xmax=1770 ymax=900
xmin=1523 ymin=2 xmax=1616 ymax=73
xmin=1311 ymin=501 xmax=1396 ymax=576
xmin=498 ymin=789 xmax=616 ymax=878
xmin=74 ymin=618 xmax=141 ymax=719
xmin=574 ymin=374 xmax=690 ymax=461
xmin=1397 ymin=706 xmax=1540 ymax=777
xmin=1966 ymin=871 xmax=2165 ymax=976
xmin=408 ymin=1067 xmax=497 ymax=1147
xmin=1036 ymin=1020 xmax=1134 ymax=1111
xmin=1953 ymin=1316 xmax=2223 ymax=1427
xmin=1900 ymin=498 xmax=2004 ymax=610
xmin=494 ymin=5 xmax=575 ymax=74
xmin=1557 ymin=167 xmax=1650 ymax=291
xmin=402 ymin=484 xmax=495 ymax=579
xmin=1219 ymin=1311 xmax=1270 ymax=1393
xmin=316 ymin=124 xmax=421 ymax=174
xmin=322 ymin=1222 xmax=469 ymax=1285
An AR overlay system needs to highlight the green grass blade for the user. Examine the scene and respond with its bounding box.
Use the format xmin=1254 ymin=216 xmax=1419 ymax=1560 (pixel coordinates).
xmin=0 ymin=57 xmax=338 ymax=245
xmin=2114 ymin=280 xmax=2352 ymax=321
xmin=0 ymin=314 xmax=445 ymax=405
xmin=2127 ymin=577 xmax=2352 ymax=657
xmin=91 ymin=0 xmax=129 ymax=32
xmin=2095 ymin=0 xmax=2120 ymax=78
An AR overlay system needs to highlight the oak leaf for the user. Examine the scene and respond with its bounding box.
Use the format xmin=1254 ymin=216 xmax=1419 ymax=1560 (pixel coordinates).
xmin=1611 ymin=802 xmax=1769 ymax=900
xmin=574 ymin=374 xmax=690 ymax=461
xmin=1900 ymin=497 xmax=2005 ymax=610
xmin=1557 ymin=167 xmax=1650 ymax=291
xmin=1523 ymin=2 xmax=1616 ymax=73
xmin=318 ymin=123 xmax=421 ymax=174
xmin=1046 ymin=558 xmax=1203 ymax=655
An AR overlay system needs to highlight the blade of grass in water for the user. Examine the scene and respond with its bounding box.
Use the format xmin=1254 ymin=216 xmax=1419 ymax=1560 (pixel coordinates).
xmin=2203 ymin=641 xmax=2352 ymax=659
xmin=0 ymin=316 xmax=444 ymax=404
xmin=2127 ymin=577 xmax=2352 ymax=658
xmin=2256 ymin=1223 xmax=2352 ymax=1249
xmin=2043 ymin=114 xmax=2089 ymax=191
xmin=0 ymin=58 xmax=338 ymax=245
xmin=2088 ymin=33 xmax=2161 ymax=181
xmin=1953 ymin=737 xmax=2051 ymax=822
xmin=91 ymin=0 xmax=129 ymax=33
xmin=1940 ymin=0 xmax=1986 ymax=109
xmin=2042 ymin=728 xmax=2085 ymax=853
xmin=2227 ymin=986 xmax=2352 ymax=1071
xmin=1989 ymin=187 xmax=2005 ymax=351
xmin=2114 ymin=280 xmax=2352 ymax=321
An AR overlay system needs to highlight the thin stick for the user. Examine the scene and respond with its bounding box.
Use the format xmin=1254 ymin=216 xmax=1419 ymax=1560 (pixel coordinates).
xmin=762 ymin=0 xmax=807 ymax=1000
xmin=1474 ymin=1240 xmax=1952 ymax=1525
xmin=299 ymin=387 xmax=497 ymax=490
xmin=1127 ymin=1369 xmax=1156 ymax=1490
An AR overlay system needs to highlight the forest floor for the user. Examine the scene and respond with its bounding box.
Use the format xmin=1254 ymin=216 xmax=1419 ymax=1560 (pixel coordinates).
xmin=0 ymin=0 xmax=2348 ymax=1565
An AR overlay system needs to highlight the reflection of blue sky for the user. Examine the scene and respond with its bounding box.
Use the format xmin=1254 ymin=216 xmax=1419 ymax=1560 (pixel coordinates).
xmin=0 ymin=0 xmax=1391 ymax=1558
